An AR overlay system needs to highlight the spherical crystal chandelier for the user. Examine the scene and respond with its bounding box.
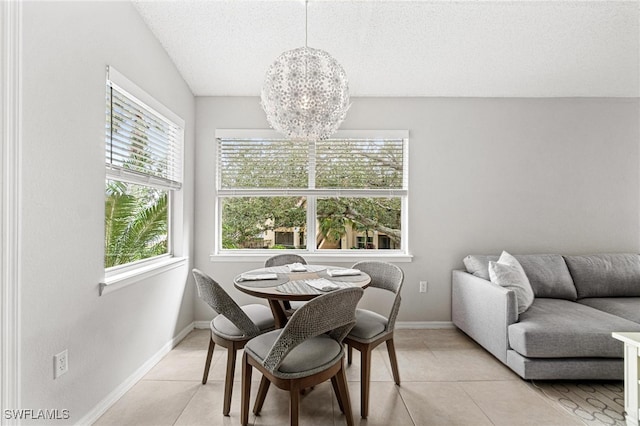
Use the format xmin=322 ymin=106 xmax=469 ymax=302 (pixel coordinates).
xmin=261 ymin=2 xmax=350 ymax=141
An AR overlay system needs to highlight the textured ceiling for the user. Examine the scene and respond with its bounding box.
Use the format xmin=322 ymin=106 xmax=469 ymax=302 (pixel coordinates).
xmin=132 ymin=0 xmax=640 ymax=97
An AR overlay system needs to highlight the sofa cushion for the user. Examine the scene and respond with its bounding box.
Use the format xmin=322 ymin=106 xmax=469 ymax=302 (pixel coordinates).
xmin=508 ymin=298 xmax=640 ymax=358
xmin=514 ymin=254 xmax=577 ymax=300
xmin=464 ymin=253 xmax=577 ymax=300
xmin=564 ymin=253 xmax=640 ymax=298
xmin=489 ymin=252 xmax=534 ymax=315
xmin=578 ymin=297 xmax=640 ymax=323
xmin=463 ymin=254 xmax=498 ymax=280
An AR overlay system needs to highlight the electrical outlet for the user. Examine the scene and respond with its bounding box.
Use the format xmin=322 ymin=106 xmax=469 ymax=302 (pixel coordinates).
xmin=54 ymin=349 xmax=68 ymax=379
xmin=419 ymin=281 xmax=428 ymax=293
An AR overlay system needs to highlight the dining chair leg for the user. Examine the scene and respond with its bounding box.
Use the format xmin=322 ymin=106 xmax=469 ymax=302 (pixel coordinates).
xmin=335 ymin=361 xmax=354 ymax=426
xmin=202 ymin=337 xmax=215 ymax=385
xmin=241 ymin=353 xmax=252 ymax=426
xmin=290 ymin=381 xmax=300 ymax=426
xmin=253 ymin=376 xmax=271 ymax=414
xmin=360 ymin=347 xmax=372 ymax=419
xmin=330 ymin=375 xmax=345 ymax=413
xmin=223 ymin=346 xmax=237 ymax=416
xmin=347 ymin=344 xmax=353 ymax=365
xmin=386 ymin=337 xmax=401 ymax=386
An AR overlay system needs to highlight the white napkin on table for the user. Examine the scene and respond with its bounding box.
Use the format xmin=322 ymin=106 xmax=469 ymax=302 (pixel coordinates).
xmin=288 ymin=263 xmax=307 ymax=272
xmin=305 ymin=278 xmax=340 ymax=292
xmin=237 ymin=273 xmax=278 ymax=281
xmin=326 ymin=269 xmax=361 ymax=277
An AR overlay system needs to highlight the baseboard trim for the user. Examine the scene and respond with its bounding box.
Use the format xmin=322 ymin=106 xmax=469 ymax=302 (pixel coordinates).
xmin=194 ymin=320 xmax=210 ymax=329
xmin=196 ymin=320 xmax=453 ymax=330
xmin=76 ymin=322 xmax=195 ymax=426
xmin=396 ymin=321 xmax=455 ymax=329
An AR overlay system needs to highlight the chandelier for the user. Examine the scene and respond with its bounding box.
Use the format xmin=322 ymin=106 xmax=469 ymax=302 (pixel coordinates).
xmin=260 ymin=1 xmax=350 ymax=141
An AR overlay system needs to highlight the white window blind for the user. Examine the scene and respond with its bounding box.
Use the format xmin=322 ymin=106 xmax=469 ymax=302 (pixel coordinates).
xmin=105 ymin=66 xmax=184 ymax=190
xmin=218 ymin=139 xmax=308 ymax=190
xmin=217 ymin=134 xmax=407 ymax=195
xmin=315 ymin=139 xmax=406 ymax=190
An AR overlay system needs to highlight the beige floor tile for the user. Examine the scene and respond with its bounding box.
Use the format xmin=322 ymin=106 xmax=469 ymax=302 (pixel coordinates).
xmin=393 ymin=346 xmax=517 ymax=382
xmin=339 ymin=381 xmax=414 ymax=426
xmin=208 ymin=350 xmax=263 ymax=384
xmin=251 ymin=382 xmax=337 ymax=426
xmin=377 ymin=328 xmax=479 ymax=356
xmin=429 ymin=349 xmax=519 ymax=381
xmin=462 ymin=380 xmax=584 ymax=426
xmin=399 ymin=382 xmax=493 ymax=425
xmin=143 ymin=348 xmax=222 ymax=382
xmin=422 ymin=328 xmax=482 ymax=351
xmin=344 ymin=348 xmax=395 ymax=383
xmin=147 ymin=343 xmax=260 ymax=385
xmin=174 ymin=378 xmax=258 ymax=426
xmin=392 ymin=329 xmax=431 ymax=349
xmin=94 ymin=380 xmax=199 ymax=426
xmin=176 ymin=329 xmax=211 ymax=349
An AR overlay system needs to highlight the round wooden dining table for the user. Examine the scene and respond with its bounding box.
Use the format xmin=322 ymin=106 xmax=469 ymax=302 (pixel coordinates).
xmin=234 ymin=264 xmax=371 ymax=328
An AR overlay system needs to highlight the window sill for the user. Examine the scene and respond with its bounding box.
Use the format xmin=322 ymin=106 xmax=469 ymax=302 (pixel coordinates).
xmin=100 ymin=256 xmax=188 ymax=296
xmin=209 ymin=252 xmax=413 ymax=263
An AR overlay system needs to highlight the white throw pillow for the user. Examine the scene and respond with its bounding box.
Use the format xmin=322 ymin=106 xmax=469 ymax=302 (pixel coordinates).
xmin=488 ymin=251 xmax=534 ymax=315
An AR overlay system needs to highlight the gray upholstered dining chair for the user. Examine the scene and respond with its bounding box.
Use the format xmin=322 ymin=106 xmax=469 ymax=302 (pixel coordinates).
xmin=192 ymin=269 xmax=275 ymax=416
xmin=240 ymin=287 xmax=364 ymax=426
xmin=343 ymin=261 xmax=404 ymax=419
xmin=264 ymin=253 xmax=307 ymax=268
xmin=264 ymin=253 xmax=308 ymax=312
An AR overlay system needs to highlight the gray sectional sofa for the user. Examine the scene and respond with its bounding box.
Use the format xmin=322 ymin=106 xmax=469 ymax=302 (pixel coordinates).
xmin=452 ymin=253 xmax=640 ymax=380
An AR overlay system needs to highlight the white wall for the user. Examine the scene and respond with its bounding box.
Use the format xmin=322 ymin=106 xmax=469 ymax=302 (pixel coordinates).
xmin=194 ymin=96 xmax=640 ymax=322
xmin=20 ymin=1 xmax=194 ymax=423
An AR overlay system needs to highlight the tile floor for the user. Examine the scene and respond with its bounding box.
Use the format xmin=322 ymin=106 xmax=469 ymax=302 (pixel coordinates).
xmin=95 ymin=329 xmax=584 ymax=426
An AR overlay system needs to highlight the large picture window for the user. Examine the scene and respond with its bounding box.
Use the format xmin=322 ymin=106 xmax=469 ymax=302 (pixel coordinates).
xmin=105 ymin=66 xmax=184 ymax=269
xmin=215 ymin=130 xmax=408 ymax=255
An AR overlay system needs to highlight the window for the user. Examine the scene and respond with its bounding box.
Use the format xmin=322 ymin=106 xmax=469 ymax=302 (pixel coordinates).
xmin=104 ymin=66 xmax=184 ymax=269
xmin=215 ymin=129 xmax=408 ymax=256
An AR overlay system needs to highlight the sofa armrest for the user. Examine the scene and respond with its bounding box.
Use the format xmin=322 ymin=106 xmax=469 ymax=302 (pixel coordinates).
xmin=452 ymin=270 xmax=518 ymax=363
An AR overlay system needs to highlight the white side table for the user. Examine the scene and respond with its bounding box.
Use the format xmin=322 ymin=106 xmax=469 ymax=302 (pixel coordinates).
xmin=612 ymin=332 xmax=640 ymax=426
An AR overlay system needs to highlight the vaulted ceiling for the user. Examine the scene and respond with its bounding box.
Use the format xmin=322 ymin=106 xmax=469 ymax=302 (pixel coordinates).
xmin=132 ymin=0 xmax=639 ymax=97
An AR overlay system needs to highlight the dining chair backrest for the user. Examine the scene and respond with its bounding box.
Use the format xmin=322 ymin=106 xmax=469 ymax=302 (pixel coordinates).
xmin=261 ymin=287 xmax=363 ymax=375
xmin=264 ymin=254 xmax=307 ymax=267
xmin=192 ymin=269 xmax=261 ymax=337
xmin=352 ymin=261 xmax=404 ymax=332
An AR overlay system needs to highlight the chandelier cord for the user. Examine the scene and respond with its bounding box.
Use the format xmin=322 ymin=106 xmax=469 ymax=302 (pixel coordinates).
xmin=305 ymin=0 xmax=308 ymax=48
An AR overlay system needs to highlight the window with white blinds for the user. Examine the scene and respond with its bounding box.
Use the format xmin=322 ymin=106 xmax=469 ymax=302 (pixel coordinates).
xmin=105 ymin=66 xmax=184 ymax=189
xmin=104 ymin=66 xmax=185 ymax=270
xmin=215 ymin=129 xmax=409 ymax=255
